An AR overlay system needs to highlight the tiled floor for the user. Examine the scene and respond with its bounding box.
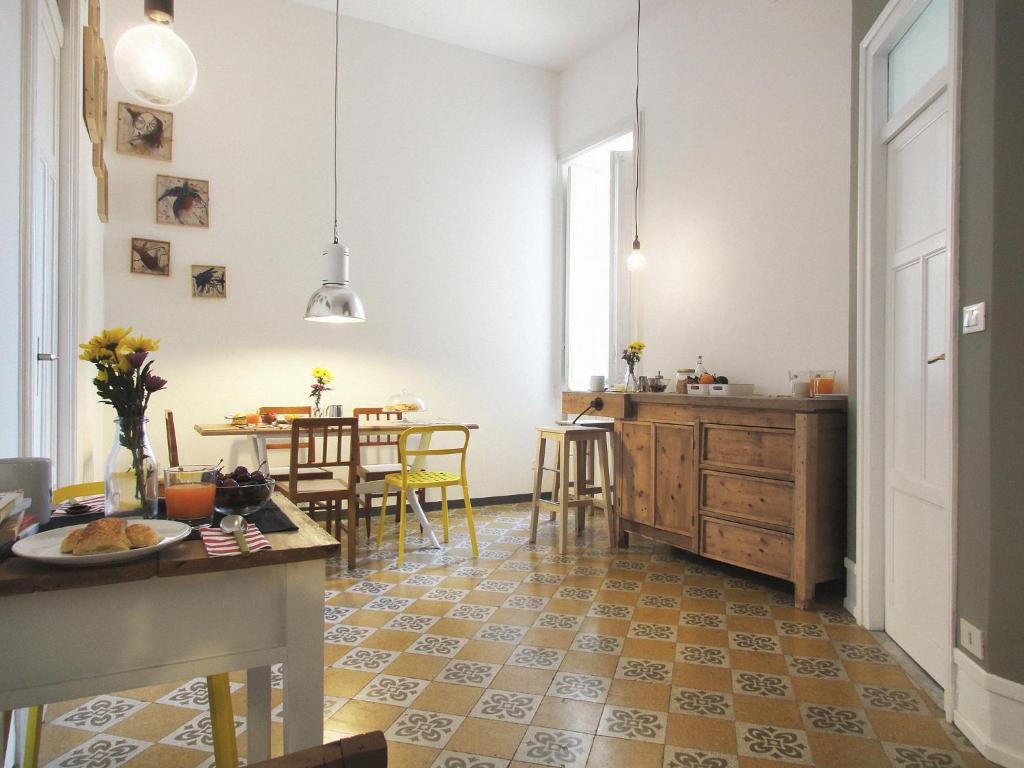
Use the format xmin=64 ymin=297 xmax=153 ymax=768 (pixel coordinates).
xmin=33 ymin=503 xmax=994 ymax=768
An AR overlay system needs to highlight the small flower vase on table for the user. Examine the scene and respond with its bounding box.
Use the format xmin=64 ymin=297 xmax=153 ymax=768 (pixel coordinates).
xmin=79 ymin=328 xmax=168 ymax=519
xmin=310 ymin=367 xmax=334 ymax=417
xmin=621 ymin=341 xmax=645 ymax=393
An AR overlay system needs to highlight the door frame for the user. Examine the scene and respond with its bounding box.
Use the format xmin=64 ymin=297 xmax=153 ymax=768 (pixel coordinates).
xmin=855 ymin=0 xmax=962 ymax=713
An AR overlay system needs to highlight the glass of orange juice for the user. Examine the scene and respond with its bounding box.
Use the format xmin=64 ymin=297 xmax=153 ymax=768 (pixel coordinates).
xmin=811 ymin=369 xmax=837 ymax=396
xmin=164 ymin=465 xmax=218 ymax=523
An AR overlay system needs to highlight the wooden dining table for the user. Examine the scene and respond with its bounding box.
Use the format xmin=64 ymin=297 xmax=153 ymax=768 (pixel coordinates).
xmin=194 ymin=419 xmax=479 ymax=553
xmin=0 ymin=495 xmax=337 ymax=764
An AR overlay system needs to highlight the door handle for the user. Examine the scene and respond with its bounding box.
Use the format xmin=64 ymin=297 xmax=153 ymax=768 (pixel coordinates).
xmin=36 ymin=352 xmax=58 ymax=362
xmin=927 ymin=353 xmax=946 ymax=365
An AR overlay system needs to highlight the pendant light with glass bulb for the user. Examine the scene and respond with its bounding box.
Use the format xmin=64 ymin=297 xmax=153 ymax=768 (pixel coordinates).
xmin=304 ymin=0 xmax=366 ymax=324
xmin=114 ymin=0 xmax=198 ymax=107
xmin=626 ymin=0 xmax=647 ymax=273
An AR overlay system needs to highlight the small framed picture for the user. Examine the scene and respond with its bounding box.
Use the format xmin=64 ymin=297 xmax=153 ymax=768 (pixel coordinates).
xmin=116 ymin=102 xmax=173 ymax=161
xmin=130 ymin=238 xmax=170 ymax=276
xmin=191 ymin=265 xmax=226 ymax=298
xmin=156 ymin=175 xmax=209 ymax=228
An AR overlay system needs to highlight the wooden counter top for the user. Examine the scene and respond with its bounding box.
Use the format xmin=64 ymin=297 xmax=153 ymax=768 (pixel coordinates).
xmin=0 ymin=494 xmax=338 ymax=597
xmin=562 ymin=390 xmax=846 ymax=416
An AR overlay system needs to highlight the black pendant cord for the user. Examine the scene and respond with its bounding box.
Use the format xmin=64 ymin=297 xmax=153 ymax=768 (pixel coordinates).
xmin=333 ymin=0 xmax=340 ymax=245
xmin=633 ymin=0 xmax=640 ymax=244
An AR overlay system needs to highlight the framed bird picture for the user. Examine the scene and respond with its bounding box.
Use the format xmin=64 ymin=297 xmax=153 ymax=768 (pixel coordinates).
xmin=130 ymin=237 xmax=170 ymax=276
xmin=191 ymin=265 xmax=226 ymax=298
xmin=156 ymin=175 xmax=209 ymax=228
xmin=116 ymin=102 xmax=173 ymax=161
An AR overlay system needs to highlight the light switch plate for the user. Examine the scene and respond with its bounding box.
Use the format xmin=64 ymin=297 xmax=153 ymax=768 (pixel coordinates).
xmin=960 ymin=618 xmax=985 ymax=659
xmin=962 ymin=302 xmax=986 ymax=334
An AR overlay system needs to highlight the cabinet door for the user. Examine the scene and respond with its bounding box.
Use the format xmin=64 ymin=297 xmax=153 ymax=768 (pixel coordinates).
xmin=655 ymin=423 xmax=695 ymax=536
xmin=617 ymin=421 xmax=654 ymax=526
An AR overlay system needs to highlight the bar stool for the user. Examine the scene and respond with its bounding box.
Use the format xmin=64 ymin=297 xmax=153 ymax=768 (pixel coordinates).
xmin=530 ymin=425 xmax=614 ymax=554
xmin=552 ymin=419 xmax=615 ymax=519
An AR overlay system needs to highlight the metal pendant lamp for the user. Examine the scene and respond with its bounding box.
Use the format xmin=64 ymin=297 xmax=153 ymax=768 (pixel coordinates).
xmin=626 ymin=0 xmax=647 ymax=273
xmin=305 ymin=0 xmax=366 ymax=324
xmin=114 ymin=0 xmax=198 ymax=107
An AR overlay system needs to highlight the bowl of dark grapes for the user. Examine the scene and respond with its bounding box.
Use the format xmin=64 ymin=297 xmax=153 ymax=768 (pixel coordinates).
xmin=214 ymin=465 xmax=275 ymax=517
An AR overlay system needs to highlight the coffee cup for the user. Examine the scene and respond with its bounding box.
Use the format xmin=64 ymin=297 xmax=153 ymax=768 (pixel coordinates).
xmin=588 ymin=375 xmax=606 ymax=392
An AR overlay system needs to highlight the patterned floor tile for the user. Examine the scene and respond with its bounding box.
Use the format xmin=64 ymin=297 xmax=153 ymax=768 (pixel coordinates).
xmin=447 ymin=603 xmax=498 ymax=622
xmin=597 ymin=705 xmax=668 ymax=743
xmin=513 ymin=725 xmax=593 ymax=767
xmin=436 ymin=660 xmax=502 ymax=688
xmin=353 ymin=673 xmax=429 ymax=707
xmin=735 ymin=721 xmax=812 ymax=764
xmin=408 ymin=634 xmax=470 ymax=658
xmin=469 ymin=688 xmax=542 ymax=724
xmin=42 ymin=733 xmax=152 ymax=768
xmin=680 ymin=612 xmax=726 ymax=629
xmin=384 ymin=613 xmax=441 ymax=633
xmin=533 ymin=612 xmax=585 ymax=631
xmin=677 ymin=644 xmax=730 ymax=667
xmin=731 ymin=671 xmax=794 ymax=699
xmin=430 ymin=750 xmax=510 ymax=768
xmin=882 ymin=742 xmax=968 ymax=767
xmin=640 ymin=594 xmax=682 ymax=610
xmin=154 ymin=679 xmax=244 ymax=712
xmin=799 ymin=702 xmax=875 ymax=738
xmin=50 ymin=695 xmax=149 ymax=733
xmin=506 ymin=645 xmax=566 ymax=670
xmin=662 ymin=746 xmax=739 ymax=767
xmin=332 ymin=647 xmax=401 ymax=672
xmin=785 ymin=655 xmax=848 ymax=681
xmin=385 ymin=708 xmax=464 ymax=748
xmin=615 ymin=657 xmax=674 ymax=684
xmin=571 ymin=633 xmax=624 ymax=655
xmin=158 ymin=711 xmax=245 ymax=753
xmin=856 ymin=684 xmax=929 ymax=714
xmin=630 ymin=622 xmax=678 ymax=642
xmin=423 ymin=587 xmax=472 ymax=602
xmin=325 ymin=604 xmax=357 ymax=623
xmin=546 ymin=672 xmax=611 ymax=703
xmin=364 ymin=595 xmax=417 ymax=612
xmin=502 ymin=594 xmax=549 ymax=612
xmin=587 ymin=602 xmax=635 ymax=620
xmin=324 ymin=624 xmax=376 ymax=646
xmin=474 ymin=623 xmax=528 ymax=644
xmin=670 ymin=687 xmax=735 ymax=720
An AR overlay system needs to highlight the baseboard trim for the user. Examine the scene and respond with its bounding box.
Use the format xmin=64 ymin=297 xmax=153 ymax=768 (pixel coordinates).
xmin=364 ymin=492 xmax=535 ymax=517
xmin=953 ymin=648 xmax=1024 ymax=768
xmin=843 ymin=557 xmax=858 ymax=619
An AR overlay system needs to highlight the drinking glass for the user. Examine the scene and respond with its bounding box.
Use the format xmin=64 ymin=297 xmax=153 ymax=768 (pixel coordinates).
xmin=811 ymin=369 xmax=837 ymax=396
xmin=164 ymin=465 xmax=218 ymax=524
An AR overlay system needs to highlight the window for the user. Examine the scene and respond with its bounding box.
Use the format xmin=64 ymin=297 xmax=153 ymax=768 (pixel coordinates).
xmin=562 ymin=131 xmax=634 ymax=392
xmin=887 ymin=0 xmax=949 ymax=118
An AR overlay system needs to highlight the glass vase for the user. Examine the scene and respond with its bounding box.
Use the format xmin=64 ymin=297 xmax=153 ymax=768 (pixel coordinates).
xmin=105 ymin=417 xmax=160 ymax=518
xmin=625 ymin=368 xmax=640 ymax=392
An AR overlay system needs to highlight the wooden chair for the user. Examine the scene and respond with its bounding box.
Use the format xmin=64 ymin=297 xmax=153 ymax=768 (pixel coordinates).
xmin=352 ymin=408 xmax=427 ymax=541
xmin=248 ymin=732 xmax=387 ymax=767
xmin=378 ymin=425 xmax=478 ymax=565
xmin=165 ymin=409 xmax=180 ymax=466
xmin=3 ymin=482 xmax=237 ymax=768
xmin=259 ymin=406 xmax=332 ymax=481
xmin=276 ymin=417 xmax=360 ymax=567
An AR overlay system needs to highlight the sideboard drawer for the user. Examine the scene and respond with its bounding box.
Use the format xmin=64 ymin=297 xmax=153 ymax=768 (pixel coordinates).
xmin=700 ymin=470 xmax=794 ymax=529
xmin=701 ymin=424 xmax=794 ymax=476
xmin=699 ymin=516 xmax=793 ymax=580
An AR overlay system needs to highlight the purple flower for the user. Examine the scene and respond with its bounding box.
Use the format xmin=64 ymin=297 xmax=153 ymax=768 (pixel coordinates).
xmin=125 ymin=350 xmax=148 ymax=368
xmin=144 ymin=373 xmax=168 ymax=392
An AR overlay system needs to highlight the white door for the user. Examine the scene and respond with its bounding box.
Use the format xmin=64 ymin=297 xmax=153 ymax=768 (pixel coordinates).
xmin=25 ymin=0 xmax=63 ymax=464
xmin=884 ymin=93 xmax=952 ymax=688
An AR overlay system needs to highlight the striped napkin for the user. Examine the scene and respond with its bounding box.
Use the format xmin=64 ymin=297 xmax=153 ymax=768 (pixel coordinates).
xmin=199 ymin=523 xmax=272 ymax=556
xmin=53 ymin=494 xmax=105 ymax=517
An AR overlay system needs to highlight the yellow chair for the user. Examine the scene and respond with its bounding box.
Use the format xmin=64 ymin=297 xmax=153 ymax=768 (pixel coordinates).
xmin=377 ymin=425 xmax=477 ymax=565
xmin=4 ymin=483 xmax=238 ymax=768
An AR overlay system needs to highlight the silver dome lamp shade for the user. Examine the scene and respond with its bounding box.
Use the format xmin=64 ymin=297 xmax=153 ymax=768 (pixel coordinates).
xmin=305 ymin=242 xmax=365 ymax=323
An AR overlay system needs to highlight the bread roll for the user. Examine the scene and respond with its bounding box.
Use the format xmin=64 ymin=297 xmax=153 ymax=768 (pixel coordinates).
xmin=61 ymin=529 xmax=84 ymax=554
xmin=72 ymin=518 xmax=130 ymax=555
xmin=126 ymin=523 xmax=159 ymax=548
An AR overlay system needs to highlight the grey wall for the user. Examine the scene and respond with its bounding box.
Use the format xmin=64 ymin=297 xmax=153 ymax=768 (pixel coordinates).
xmin=956 ymin=0 xmax=1024 ymax=684
xmin=847 ymin=0 xmax=889 ymax=560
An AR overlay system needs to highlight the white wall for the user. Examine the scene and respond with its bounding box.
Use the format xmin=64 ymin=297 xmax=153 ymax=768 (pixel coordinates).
xmin=0 ymin=0 xmax=22 ymax=458
xmin=559 ymin=0 xmax=853 ymax=393
xmin=100 ymin=0 xmax=558 ymax=497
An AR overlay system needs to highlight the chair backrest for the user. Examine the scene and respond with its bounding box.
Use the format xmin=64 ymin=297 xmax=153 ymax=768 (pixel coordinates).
xmin=52 ymin=481 xmax=105 ymax=505
xmin=288 ymin=417 xmax=359 ymax=490
xmin=396 ymin=425 xmax=470 ymax=482
xmin=352 ymin=407 xmax=402 ymax=448
xmin=165 ymin=409 xmax=180 ymax=466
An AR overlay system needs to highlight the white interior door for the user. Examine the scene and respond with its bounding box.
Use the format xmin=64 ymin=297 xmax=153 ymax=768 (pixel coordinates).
xmin=25 ymin=0 xmax=63 ymax=464
xmin=883 ymin=91 xmax=952 ymax=688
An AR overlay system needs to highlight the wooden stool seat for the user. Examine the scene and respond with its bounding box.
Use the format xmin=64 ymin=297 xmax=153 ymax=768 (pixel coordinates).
xmin=530 ymin=426 xmax=615 ymax=554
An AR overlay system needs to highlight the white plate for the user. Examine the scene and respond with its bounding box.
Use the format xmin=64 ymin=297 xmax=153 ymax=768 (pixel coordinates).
xmin=12 ymin=518 xmax=192 ymax=567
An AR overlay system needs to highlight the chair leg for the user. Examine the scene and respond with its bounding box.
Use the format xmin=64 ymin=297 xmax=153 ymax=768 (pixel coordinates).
xmin=346 ymin=493 xmax=358 ymax=569
xmin=21 ymin=705 xmax=43 ymax=768
xmin=363 ymin=494 xmax=372 ymax=541
xmin=575 ymin=441 xmax=587 ymax=536
xmin=440 ymin=486 xmax=450 ymax=544
xmin=396 ymin=489 xmax=408 ymax=566
xmin=460 ymin=481 xmax=478 ymax=557
xmin=417 ymin=488 xmax=426 ymax=534
xmin=377 ymin=486 xmax=390 ymax=550
xmin=597 ymin=436 xmax=615 ymax=547
xmin=529 ymin=433 xmax=546 ymax=544
xmin=550 ymin=445 xmax=560 ymax=521
xmin=558 ymin=439 xmax=570 ymax=555
xmin=207 ymin=673 xmax=238 ymax=768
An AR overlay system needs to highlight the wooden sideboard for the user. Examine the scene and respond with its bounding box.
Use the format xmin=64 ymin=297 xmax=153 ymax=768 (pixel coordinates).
xmin=561 ymin=391 xmax=847 ymax=608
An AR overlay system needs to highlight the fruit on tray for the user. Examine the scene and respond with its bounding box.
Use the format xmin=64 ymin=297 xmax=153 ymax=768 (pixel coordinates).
xmin=698 ymin=373 xmax=716 ymax=384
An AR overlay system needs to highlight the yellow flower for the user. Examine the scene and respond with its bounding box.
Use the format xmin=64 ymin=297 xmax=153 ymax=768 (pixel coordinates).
xmin=79 ymin=343 xmax=114 ymax=363
xmin=114 ymin=354 xmax=133 ymax=373
xmin=91 ymin=327 xmax=132 ymax=350
xmin=312 ymin=367 xmax=333 ymax=384
xmin=94 ymin=370 xmax=108 ymax=383
xmin=119 ymin=335 xmax=159 ymax=354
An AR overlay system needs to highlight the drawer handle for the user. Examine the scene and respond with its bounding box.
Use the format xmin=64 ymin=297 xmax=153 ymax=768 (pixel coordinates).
xmin=927 ymin=353 xmax=946 ymax=365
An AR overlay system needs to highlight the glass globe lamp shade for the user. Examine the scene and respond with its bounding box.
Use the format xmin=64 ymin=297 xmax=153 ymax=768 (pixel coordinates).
xmin=627 ymin=238 xmax=647 ymax=272
xmin=114 ymin=21 xmax=197 ymax=107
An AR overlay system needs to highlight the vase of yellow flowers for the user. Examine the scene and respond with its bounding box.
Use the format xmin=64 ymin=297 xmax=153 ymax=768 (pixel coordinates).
xmin=310 ymin=367 xmax=334 ymax=417
xmin=621 ymin=341 xmax=645 ymax=392
xmin=80 ymin=328 xmax=167 ymax=518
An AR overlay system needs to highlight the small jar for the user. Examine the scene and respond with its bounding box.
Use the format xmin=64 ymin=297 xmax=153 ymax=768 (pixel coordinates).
xmin=675 ymin=369 xmax=695 ymax=393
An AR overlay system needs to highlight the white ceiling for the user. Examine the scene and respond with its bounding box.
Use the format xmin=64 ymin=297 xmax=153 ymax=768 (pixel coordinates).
xmin=296 ymin=0 xmax=667 ymax=71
